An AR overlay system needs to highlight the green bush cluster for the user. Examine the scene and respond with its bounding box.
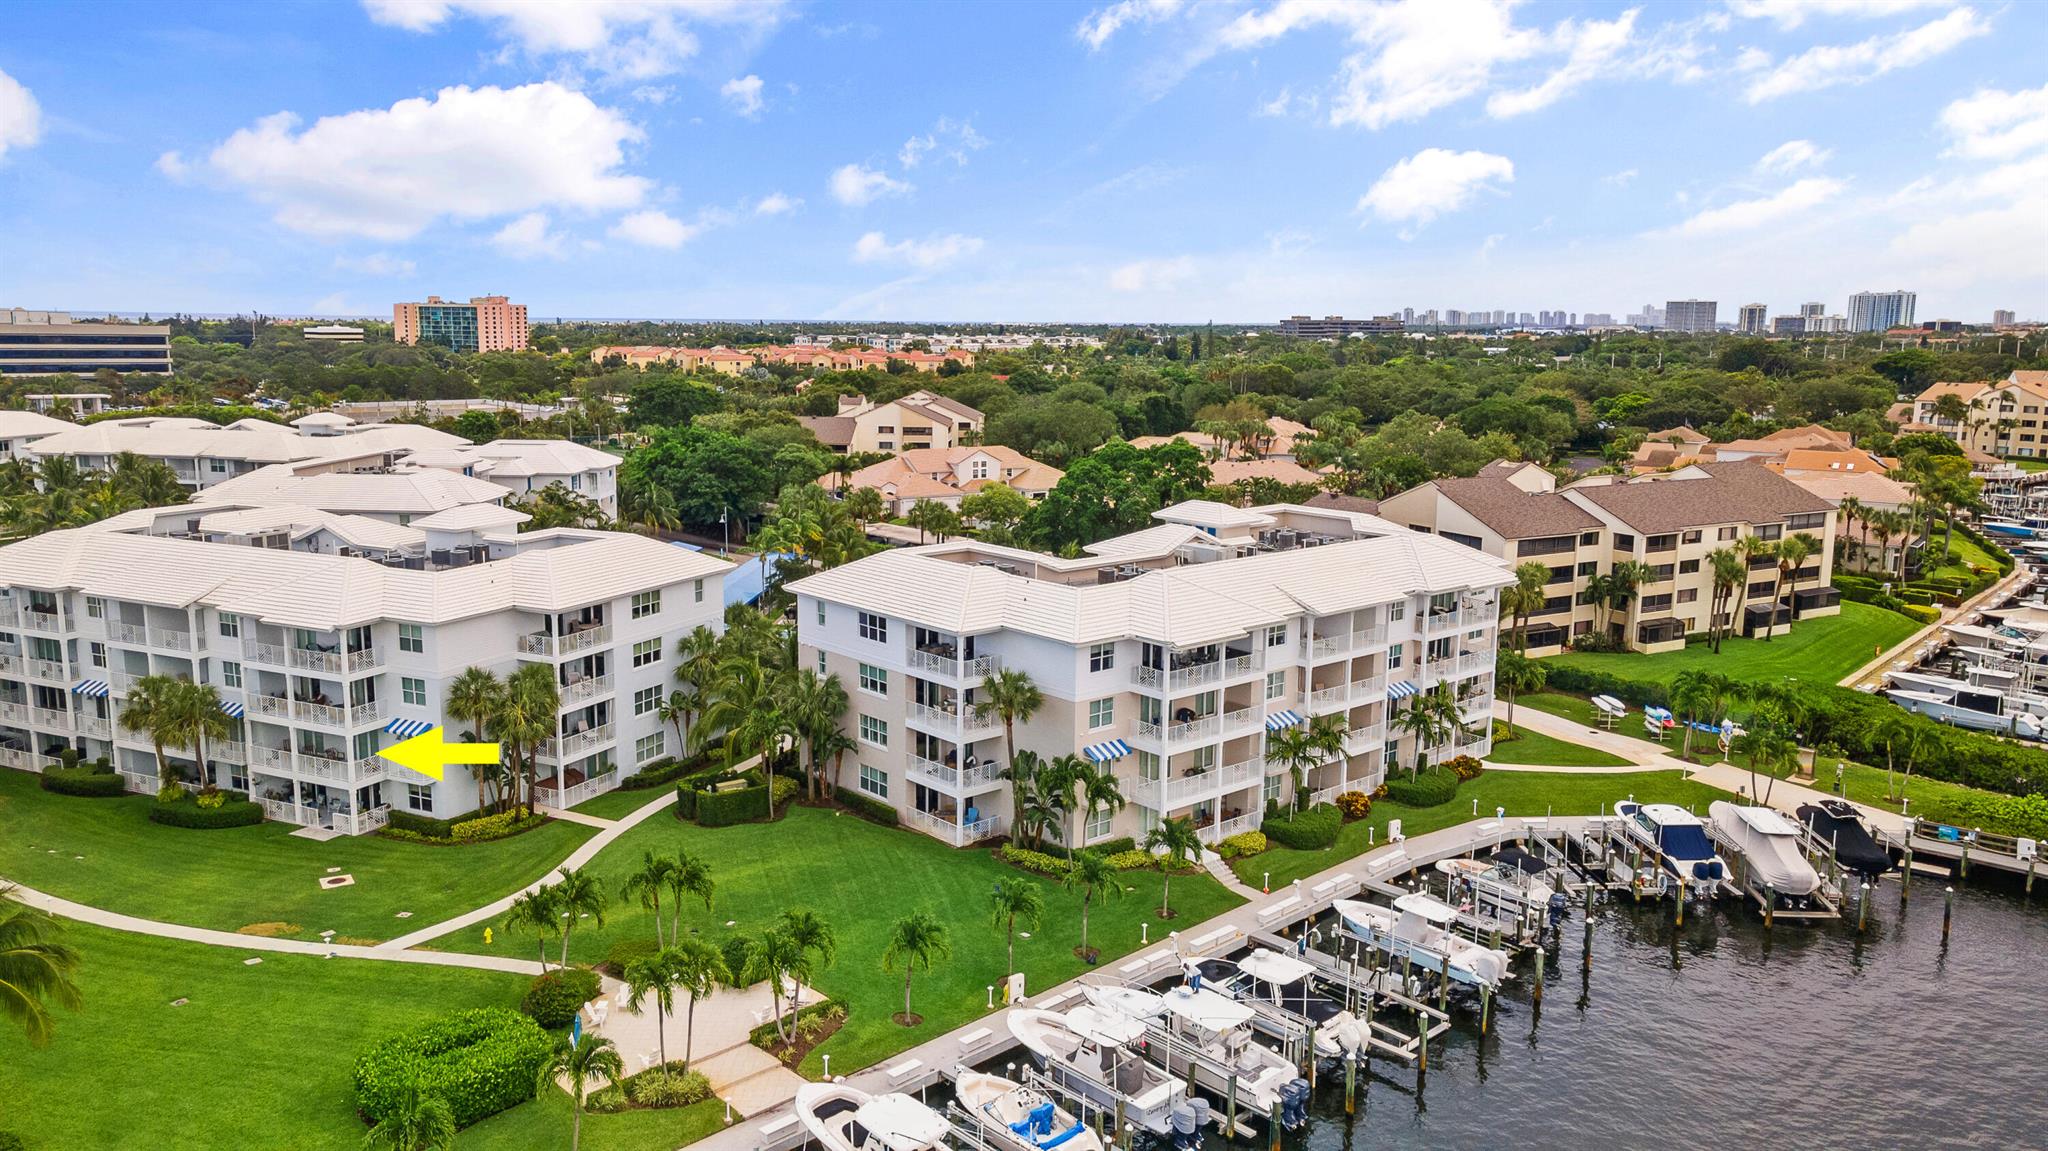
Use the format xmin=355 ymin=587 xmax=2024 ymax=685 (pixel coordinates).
xmin=998 ymin=846 xmax=1069 ymax=876
xmin=39 ymin=764 xmax=125 ymax=797
xmin=1383 ymin=769 xmax=1462 ymax=807
xmin=692 ymin=771 xmax=771 ymax=827
xmin=193 ymin=787 xmax=226 ymax=810
xmin=0 ymin=1130 xmax=23 ymax=1151
xmin=1259 ymin=803 xmax=1343 ymax=849
xmin=1103 ymin=849 xmax=1153 ymax=870
xmin=1541 ymin=666 xmax=1672 ymax=709
xmin=1446 ymin=755 xmax=1485 ymax=781
xmin=386 ymin=810 xmax=456 ymax=838
xmin=1934 ymin=791 xmax=2048 ymax=840
xmin=748 ymin=999 xmax=847 ymax=1048
xmin=1215 ymin=830 xmax=1267 ymax=860
xmin=620 ymin=753 xmax=711 ymax=791
xmin=451 ymin=809 xmax=537 ymax=842
xmin=1020 ymin=836 xmax=1137 ymax=862
xmin=353 ymin=1008 xmax=553 ymax=1128
xmin=147 ymin=794 xmax=264 ymax=828
xmin=520 ymin=968 xmax=600 ymax=1029
xmin=831 ymin=786 xmax=899 ymax=826
xmin=625 ymin=1067 xmax=712 ymax=1108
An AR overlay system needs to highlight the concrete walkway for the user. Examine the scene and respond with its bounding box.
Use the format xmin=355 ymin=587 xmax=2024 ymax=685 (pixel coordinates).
xmin=1837 ymin=565 xmax=2030 ymax=691
xmin=541 ymin=806 xmax=622 ymax=830
xmin=587 ymin=975 xmax=821 ymax=1117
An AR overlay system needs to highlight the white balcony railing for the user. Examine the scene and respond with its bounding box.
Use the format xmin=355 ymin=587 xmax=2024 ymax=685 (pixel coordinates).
xmin=294 ymin=753 xmax=350 ymax=782
xmin=1131 ymin=666 xmax=1163 ymax=691
xmin=908 ymin=648 xmax=998 ymax=680
xmin=329 ymin=805 xmax=391 ymax=836
xmin=542 ymin=723 xmax=615 ymax=761
xmin=242 ymin=640 xmax=287 ymax=666
xmin=108 ymin=622 xmax=149 ymax=646
xmin=213 ymin=739 xmax=247 ymax=765
xmin=0 ymin=653 xmax=17 ymax=676
xmin=1425 ymin=608 xmax=1465 ymax=633
xmin=1354 ymin=625 xmax=1388 ymax=649
xmin=1308 ymin=685 xmax=1348 ymax=712
xmin=561 ymin=675 xmax=614 ymax=707
xmin=251 ymin=695 xmax=291 ymax=720
xmin=76 ymin=714 xmax=111 ymax=738
xmin=520 ymin=624 xmax=612 ymax=658
xmin=1167 ymin=661 xmax=1222 ymax=691
xmin=110 ymin=670 xmax=142 ymax=695
xmin=348 ymin=699 xmax=381 ymax=726
xmin=27 ymin=659 xmax=67 ymax=683
xmin=1220 ymin=706 xmax=1260 ymax=735
xmin=1307 ymin=632 xmax=1349 ymax=660
xmin=288 ymin=647 xmax=343 ymax=674
xmin=149 ymin=627 xmax=195 ymax=652
xmin=1350 ymin=674 xmax=1386 ymax=700
xmin=18 ymin=609 xmax=67 ymax=635
xmin=903 ymin=805 xmax=1003 ymax=846
xmin=250 ymin=745 xmax=293 ymax=771
xmin=909 ymin=755 xmax=1006 ymax=792
xmin=1342 ymin=723 xmax=1386 ymax=757
xmin=29 ymin=706 xmax=69 ymax=730
xmin=538 ymin=770 xmax=620 ymax=810
xmin=1134 ymin=719 xmax=1162 ymax=742
xmin=119 ymin=770 xmax=157 ymax=795
xmin=352 ymin=756 xmax=388 ymax=782
xmin=1201 ymin=812 xmax=1258 ymax=844
xmin=292 ymin=700 xmax=346 ymax=728
xmin=1162 ymin=756 xmax=1259 ymax=805
xmin=0 ymin=606 xmax=16 ymax=628
xmin=260 ymin=798 xmax=316 ymax=826
xmin=0 ymin=701 xmax=25 ymax=724
xmin=346 ymin=647 xmax=383 ymax=674
xmin=1166 ymin=714 xmax=1219 ymax=743
xmin=0 ymin=747 xmax=30 ymax=770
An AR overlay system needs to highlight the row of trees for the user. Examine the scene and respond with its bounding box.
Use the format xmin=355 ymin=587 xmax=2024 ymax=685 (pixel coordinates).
xmin=0 ymin=453 xmax=188 ymax=540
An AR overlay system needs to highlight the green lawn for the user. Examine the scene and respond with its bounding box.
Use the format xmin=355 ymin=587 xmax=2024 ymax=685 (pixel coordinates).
xmin=1514 ymin=692 xmax=1726 ymax=763
xmin=432 ymin=804 xmax=1244 ymax=1076
xmin=2005 ymin=457 xmax=2048 ymax=473
xmin=1484 ymin=724 xmax=1632 ymax=767
xmin=1543 ymin=602 xmax=1920 ymax=688
xmin=1231 ymin=769 xmax=1727 ymax=889
xmin=0 ymin=921 xmax=731 ymax=1151
xmin=1749 ymin=757 xmax=2038 ymax=840
xmin=571 ymin=785 xmax=672 ymax=821
xmin=0 ymin=770 xmax=596 ymax=943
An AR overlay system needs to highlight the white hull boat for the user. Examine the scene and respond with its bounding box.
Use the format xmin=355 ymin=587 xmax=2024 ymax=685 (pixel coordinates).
xmin=1007 ymin=1007 xmax=1184 ymax=1135
xmin=1331 ymin=893 xmax=1511 ymax=991
xmin=797 ymin=1084 xmax=954 ymax=1151
xmin=1708 ymin=801 xmax=1821 ymax=899
xmin=951 ymin=1071 xmax=1103 ymax=1151
xmin=1884 ymin=671 xmax=2044 ymax=739
xmin=1080 ymin=984 xmax=1310 ymax=1127
xmin=1615 ymin=801 xmax=1727 ymax=895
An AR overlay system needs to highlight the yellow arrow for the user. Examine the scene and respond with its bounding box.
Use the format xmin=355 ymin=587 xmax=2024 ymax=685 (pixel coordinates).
xmin=376 ymin=726 xmax=501 ymax=782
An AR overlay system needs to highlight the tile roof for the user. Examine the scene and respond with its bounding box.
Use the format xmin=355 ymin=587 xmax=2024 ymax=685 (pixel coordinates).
xmin=796 ymin=416 xmax=857 ymax=448
xmin=820 ymin=446 xmax=1063 ymax=501
xmin=467 ymin=439 xmax=619 ymax=478
xmin=1430 ymin=477 xmax=1602 ymax=538
xmin=1205 ymin=458 xmax=1326 ymax=485
xmin=194 ymin=465 xmax=510 ymax=515
xmin=1779 ymin=469 xmax=1914 ymax=509
xmin=0 ymin=411 xmax=77 ymax=439
xmin=1303 ymin=492 xmax=1381 ymax=515
xmin=25 ymin=419 xmax=463 ymax=465
xmin=1566 ymin=461 xmax=1834 ymax=533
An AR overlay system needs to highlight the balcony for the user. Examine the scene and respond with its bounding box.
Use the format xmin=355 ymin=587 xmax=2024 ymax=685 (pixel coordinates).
xmin=907 ymin=755 xmax=1006 ymax=791
xmin=537 ymin=770 xmax=620 ymax=810
xmin=1424 ymin=608 xmax=1465 ymax=634
xmin=0 ymin=747 xmax=29 ymax=770
xmin=108 ymin=622 xmax=149 ymax=646
xmin=251 ymin=694 xmax=292 ymax=720
xmin=28 ymin=706 xmax=69 ymax=730
xmin=0 ymin=652 xmax=17 ymax=676
xmin=541 ymin=723 xmax=614 ymax=761
xmin=27 ymin=658 xmax=67 ymax=683
xmin=294 ymin=753 xmax=352 ymax=782
xmin=561 ymin=675 xmax=614 ymax=707
xmin=242 ymin=640 xmax=287 ymax=666
xmin=1162 ymin=757 xmax=1260 ymax=805
xmin=520 ymin=624 xmax=612 ymax=658
xmin=18 ymin=609 xmax=68 ymax=635
xmin=1350 ymin=674 xmax=1386 ymax=699
xmin=352 ymin=755 xmax=388 ymax=782
xmin=1134 ymin=719 xmax=1162 ymax=742
xmin=288 ymin=647 xmax=343 ymax=675
xmin=329 ymin=805 xmax=391 ymax=836
xmin=908 ymin=647 xmax=998 ymax=680
xmin=1220 ymin=705 xmax=1260 ymax=735
xmin=0 ymin=700 xmax=26 ymax=724
xmin=1200 ymin=812 xmax=1259 ymax=845
xmin=0 ymin=606 xmax=15 ymax=628
xmin=259 ymin=798 xmax=317 ymax=826
xmin=150 ymin=627 xmax=196 ymax=652
xmin=346 ymin=647 xmax=383 ymax=674
xmin=213 ymin=740 xmax=247 ymax=765
xmin=76 ymin=714 xmax=111 ymax=738
xmin=1342 ymin=723 xmax=1385 ymax=757
xmin=250 ymin=745 xmax=293 ymax=771
xmin=1166 ymin=714 xmax=1219 ymax=743
xmin=1307 ymin=684 xmax=1348 ymax=712
xmin=1307 ymin=633 xmax=1351 ymax=660
xmin=903 ymin=805 xmax=1005 ymax=847
xmin=907 ymin=701 xmax=1002 ymax=737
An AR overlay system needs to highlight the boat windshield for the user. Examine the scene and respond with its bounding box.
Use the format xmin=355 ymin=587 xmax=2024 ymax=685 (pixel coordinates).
xmin=1657 ymin=822 xmax=1714 ymax=860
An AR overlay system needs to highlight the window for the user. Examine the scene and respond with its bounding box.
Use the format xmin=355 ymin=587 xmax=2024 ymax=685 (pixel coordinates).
xmin=1718 ymin=526 xmax=1738 ymax=541
xmin=406 ymin=783 xmax=434 ymax=813
xmin=1387 ymin=646 xmax=1403 ymax=670
xmin=631 ymin=590 xmax=660 ymax=619
xmin=1677 ymin=589 xmax=1698 ymax=604
xmin=401 ymin=677 xmax=427 ymax=706
xmin=1263 ymin=775 xmax=1283 ymax=807
xmin=1679 ymin=559 xmax=1700 ymax=574
xmin=218 ymin=612 xmax=239 ymax=637
xmin=817 ymin=650 xmax=827 ymax=674
xmin=859 ymin=663 xmax=887 ymax=695
xmin=635 ymin=731 xmax=665 ymax=763
xmin=1265 ymin=670 xmax=1285 ymax=701
xmin=694 ymin=579 xmax=705 ymax=604
xmin=1757 ymin=524 xmax=1783 ymax=541
xmin=1579 ymin=531 xmax=1599 ymax=545
xmin=858 ymin=612 xmax=888 ymax=643
xmin=1084 ymin=804 xmax=1115 ymax=842
xmin=85 ymin=596 xmax=104 ymax=619
xmin=1088 ymin=642 xmax=1116 ymax=672
xmin=633 ymin=685 xmax=662 ymax=716
xmin=1613 ymin=533 xmax=1636 ymax=550
xmin=1682 ymin=530 xmax=1702 ymax=544
xmin=1389 ymin=604 xmax=1406 ymax=622
xmin=859 ymin=764 xmax=888 ymax=799
xmin=1577 ymin=561 xmax=1597 ymax=576
xmin=1266 ymin=626 xmax=1287 ymax=648
xmin=632 ymin=639 xmax=661 ymax=668
xmin=816 ymin=601 xmax=826 ymax=626
xmin=222 ymin=660 xmax=241 ymax=688
xmin=1137 ymin=750 xmax=1162 ymax=782
xmin=398 ymin=623 xmax=423 ymax=653
xmin=89 ymin=641 xmax=107 ymax=669
xmin=1088 ymin=698 xmax=1114 ymax=730
xmin=1384 ymin=740 xmax=1400 ymax=769
xmin=859 ymin=714 xmax=888 ymax=747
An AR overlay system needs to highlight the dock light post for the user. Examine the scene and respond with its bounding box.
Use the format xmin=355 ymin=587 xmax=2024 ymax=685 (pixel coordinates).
xmin=822 ymin=1054 xmax=831 ymax=1080
xmin=1857 ymin=883 xmax=1870 ymax=933
xmin=1141 ymin=923 xmax=1148 ymax=945
xmin=987 ymin=985 xmax=995 ymax=1009
xmin=1943 ymin=886 xmax=1954 ymax=944
xmin=1263 ymin=871 xmax=1270 ymax=893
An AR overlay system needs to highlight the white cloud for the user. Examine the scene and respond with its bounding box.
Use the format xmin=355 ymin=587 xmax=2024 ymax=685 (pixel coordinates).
xmin=899 ymin=117 xmax=986 ymax=168
xmin=333 ymin=253 xmax=417 ymax=277
xmin=1756 ymin=138 xmax=1831 ymax=173
xmin=1255 ymin=88 xmax=1295 ymax=118
xmin=631 ymin=85 xmax=675 ymax=105
xmin=361 ymin=0 xmax=786 ymax=81
xmin=1486 ymin=10 xmax=1638 ymax=118
xmin=1357 ymin=148 xmax=1514 ymax=232
xmin=154 ymin=150 xmax=192 ymax=180
xmin=0 ymin=67 xmax=42 ymax=161
xmin=1744 ymin=7 xmax=1991 ymax=103
xmin=609 ymin=209 xmax=701 ymax=249
xmin=491 ymin=212 xmax=566 ymax=258
xmin=178 ymin=82 xmax=648 ymax=241
xmin=1602 ymin=168 xmax=1639 ymax=186
xmin=1669 ymin=176 xmax=1844 ymax=235
xmin=753 ymin=191 xmax=801 ymax=216
xmin=1108 ymin=256 xmax=1197 ymax=293
xmin=1940 ymin=83 xmax=2048 ymax=160
xmin=1725 ymin=0 xmax=1949 ymax=29
xmin=828 ymin=163 xmax=911 ymax=206
xmin=720 ymin=75 xmax=764 ymax=118
xmin=1076 ymin=0 xmax=1184 ymax=51
xmin=851 ymin=231 xmax=984 ymax=270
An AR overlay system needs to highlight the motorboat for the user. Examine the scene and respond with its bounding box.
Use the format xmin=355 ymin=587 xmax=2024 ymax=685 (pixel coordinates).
xmin=1080 ymin=984 xmax=1311 ymax=1128
xmin=1708 ymin=801 xmax=1821 ymax=899
xmin=1615 ymin=801 xmax=1727 ymax=895
xmin=1436 ymin=847 xmax=1567 ymax=928
xmin=796 ymin=1084 xmax=954 ymax=1151
xmin=951 ymin=1071 xmax=1102 ymax=1151
xmin=1797 ymin=799 xmax=1897 ymax=882
xmin=1008 ymin=1006 xmax=1184 ymax=1135
xmin=1883 ymin=670 xmax=2045 ymax=739
xmin=1181 ymin=949 xmax=1374 ymax=1060
xmin=1978 ymin=517 xmax=2041 ymax=539
xmin=1331 ymin=893 xmax=1512 ymax=990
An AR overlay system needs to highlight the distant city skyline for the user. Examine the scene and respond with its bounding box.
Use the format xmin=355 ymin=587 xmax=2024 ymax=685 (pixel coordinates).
xmin=0 ymin=2 xmax=2042 ymax=321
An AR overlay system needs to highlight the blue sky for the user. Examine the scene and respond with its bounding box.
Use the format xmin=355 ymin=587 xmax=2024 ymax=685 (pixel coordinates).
xmin=0 ymin=0 xmax=2042 ymax=323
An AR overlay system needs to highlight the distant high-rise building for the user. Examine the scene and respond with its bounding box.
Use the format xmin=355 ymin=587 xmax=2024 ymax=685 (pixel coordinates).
xmin=1663 ymin=299 xmax=1718 ymax=334
xmin=1402 ymin=307 xmax=1415 ymax=322
xmin=1807 ymin=315 xmax=1848 ymax=334
xmin=1771 ymin=315 xmax=1805 ymax=336
xmin=1994 ymin=309 xmax=2017 ymax=327
xmin=394 ymin=294 xmax=529 ymax=353
xmin=1278 ymin=315 xmax=1403 ymax=338
xmin=1583 ymin=312 xmax=1615 ymax=326
xmin=1737 ymin=303 xmax=1768 ymax=335
xmin=1517 ymin=312 xmax=1534 ymax=326
xmin=1847 ymin=290 xmax=1916 ymax=333
xmin=1800 ymin=302 xmax=1826 ymax=321
xmin=1444 ymin=309 xmax=1465 ymax=325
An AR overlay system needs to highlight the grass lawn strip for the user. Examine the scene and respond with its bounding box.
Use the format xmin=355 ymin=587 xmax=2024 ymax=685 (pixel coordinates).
xmin=0 ymin=769 xmax=596 ymax=942
xmin=1515 ymin=693 xmax=1727 ymax=764
xmin=570 ymin=785 xmax=672 ymax=821
xmin=1485 ymin=723 xmax=1633 ymax=767
xmin=1544 ymin=602 xmax=1919 ymax=688
xmin=433 ymin=804 xmax=1245 ymax=1076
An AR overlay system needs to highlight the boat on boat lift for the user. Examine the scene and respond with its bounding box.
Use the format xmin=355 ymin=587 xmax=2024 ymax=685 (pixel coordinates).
xmin=1181 ymin=948 xmax=1386 ymax=1060
xmin=1708 ymin=801 xmax=1822 ymax=903
xmin=1614 ymin=801 xmax=1727 ymax=897
xmin=950 ymin=1070 xmax=1103 ymax=1151
xmin=1796 ymin=799 xmax=1898 ymax=883
xmin=1007 ymin=1006 xmax=1184 ymax=1136
xmin=797 ymin=1083 xmax=956 ymax=1151
xmin=1080 ymin=984 xmax=1312 ymax=1128
xmin=1330 ymin=892 xmax=1512 ymax=990
xmin=1883 ymin=669 xmax=2045 ymax=739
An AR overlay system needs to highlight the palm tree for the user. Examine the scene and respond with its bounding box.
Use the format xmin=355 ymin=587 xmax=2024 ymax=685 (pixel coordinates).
xmin=1735 ymin=535 xmax=1775 ymax=640
xmin=504 ymin=886 xmax=562 ymax=969
xmin=1390 ymin=692 xmax=1444 ymax=780
xmin=1076 ymin=761 xmax=1126 ymax=850
xmin=842 ymin=486 xmax=884 ymax=528
xmin=1006 ymin=752 xmax=1058 ymax=850
xmin=667 ymin=625 xmax=722 ymax=750
xmin=1669 ymin=668 xmax=1735 ymax=761
xmin=1604 ymin=559 xmax=1655 ymax=644
xmin=0 ymin=885 xmax=83 ymax=1047
xmin=167 ymin=679 xmax=234 ymax=790
xmin=1063 ymin=850 xmax=1122 ymax=960
xmin=1767 ymin=533 xmax=1815 ymax=641
xmin=1038 ymin=754 xmax=1087 ymax=848
xmin=538 ymin=1033 xmax=624 ymax=1151
xmin=742 ymin=927 xmax=808 ymax=1045
xmin=1706 ymin=546 xmax=1746 ymax=653
xmin=362 ymin=1080 xmax=457 ymax=1151
xmin=620 ymin=851 xmax=677 ymax=948
xmin=1144 ymin=817 xmax=1201 ymax=919
xmin=1732 ymin=715 xmax=1798 ymax=807
xmin=1872 ymin=711 xmax=1926 ymax=802
xmin=661 ymin=849 xmax=714 ymax=945
xmin=989 ymin=876 xmax=1044 ymax=975
xmin=778 ymin=908 xmax=838 ymax=998
xmin=119 ymin=674 xmax=184 ymax=789
xmin=446 ymin=667 xmax=504 ymax=813
xmin=785 ymin=669 xmax=849 ymax=801
xmin=976 ymin=669 xmax=1043 ymax=829
xmin=695 ymin=657 xmax=784 ymax=770
xmin=622 ymin=949 xmax=681 ymax=1069
xmin=501 ymin=663 xmax=561 ymax=817
xmin=1836 ymin=495 xmax=1866 ymax=572
xmin=1266 ymin=722 xmax=1325 ymax=813
xmin=669 ymin=937 xmax=731 ymax=1073
xmin=1494 ymin=649 xmax=1546 ymax=732
xmin=1502 ymin=560 xmax=1551 ymax=651
xmin=881 ymin=911 xmax=951 ymax=1025
xmin=551 ymin=866 xmax=608 ymax=968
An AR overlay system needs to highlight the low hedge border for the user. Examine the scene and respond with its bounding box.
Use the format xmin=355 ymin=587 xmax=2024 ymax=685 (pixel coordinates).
xmin=353 ymin=1008 xmax=553 ymax=1129
xmin=40 ymin=765 xmax=126 ymax=798
xmin=149 ymin=795 xmax=264 ymax=828
xmin=748 ymin=997 xmax=847 ymax=1048
xmin=1260 ymin=803 xmax=1342 ymax=849
xmin=380 ymin=809 xmax=548 ymax=845
xmin=832 ymin=786 xmax=899 ymax=827
xmin=1383 ymin=770 xmax=1460 ymax=808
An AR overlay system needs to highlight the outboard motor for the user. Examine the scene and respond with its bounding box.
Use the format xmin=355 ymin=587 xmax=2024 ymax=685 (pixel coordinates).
xmin=1692 ymin=860 xmax=1725 ymax=882
xmin=1279 ymin=1078 xmax=1312 ymax=1129
xmin=1546 ymin=891 xmax=1568 ymax=930
xmin=1169 ymin=1101 xmax=1200 ymax=1150
xmin=1188 ymin=1097 xmax=1211 ymax=1139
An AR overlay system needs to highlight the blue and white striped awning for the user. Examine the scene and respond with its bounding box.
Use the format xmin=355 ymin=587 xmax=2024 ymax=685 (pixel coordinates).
xmin=1264 ymin=709 xmax=1304 ymax=731
xmin=218 ymin=699 xmax=244 ymax=719
xmin=71 ymin=679 xmax=109 ymax=698
xmin=385 ymin=718 xmax=436 ymax=739
xmin=1081 ymin=739 xmax=1132 ymax=763
xmin=1386 ymin=680 xmax=1421 ymax=701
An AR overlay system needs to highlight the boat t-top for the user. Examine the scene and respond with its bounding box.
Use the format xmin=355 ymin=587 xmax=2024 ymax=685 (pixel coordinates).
xmin=1007 ymin=1006 xmax=1184 ymax=1135
xmin=1615 ymin=801 xmax=1726 ymax=895
xmin=1080 ymin=984 xmax=1310 ymax=1127
xmin=797 ymin=1084 xmax=954 ymax=1151
xmin=1331 ymin=893 xmax=1512 ymax=990
xmin=951 ymin=1070 xmax=1102 ymax=1151
xmin=1708 ymin=801 xmax=1821 ymax=899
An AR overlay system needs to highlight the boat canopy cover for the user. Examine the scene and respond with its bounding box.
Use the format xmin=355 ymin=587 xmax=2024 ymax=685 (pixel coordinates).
xmin=1723 ymin=803 xmax=1800 ymax=837
xmin=1236 ymin=949 xmax=1318 ymax=986
xmin=1709 ymin=801 xmax=1818 ymax=897
xmin=1064 ymin=1004 xmax=1149 ymax=1046
xmin=1797 ymin=801 xmax=1895 ymax=880
xmin=1084 ymin=985 xmax=1165 ymax=1020
xmin=1391 ymin=892 xmax=1461 ymax=922
xmin=1488 ymin=845 xmax=1552 ymax=877
xmin=1655 ymin=821 xmax=1716 ymax=862
xmin=1158 ymin=986 xmax=1256 ymax=1031
xmin=854 ymin=1094 xmax=952 ymax=1151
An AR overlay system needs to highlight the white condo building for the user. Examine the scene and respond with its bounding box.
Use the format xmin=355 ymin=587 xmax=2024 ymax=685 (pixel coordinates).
xmin=0 ymin=505 xmax=728 ymax=833
xmin=789 ymin=501 xmax=1511 ymax=849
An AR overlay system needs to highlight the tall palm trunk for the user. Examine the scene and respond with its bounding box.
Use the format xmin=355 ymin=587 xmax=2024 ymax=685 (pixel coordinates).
xmin=684 ymin=998 xmax=697 ymax=1073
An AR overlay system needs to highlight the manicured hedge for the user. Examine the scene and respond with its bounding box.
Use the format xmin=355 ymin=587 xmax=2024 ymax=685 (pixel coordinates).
xmin=1260 ymin=803 xmax=1343 ymax=849
xmin=1028 ymin=836 xmax=1137 ymax=862
xmin=520 ymin=968 xmax=600 ymax=1029
xmin=148 ymin=795 xmax=264 ymax=828
xmin=833 ymin=786 xmax=899 ymax=826
xmin=696 ymin=775 xmax=771 ymax=827
xmin=1216 ymin=830 xmax=1267 ymax=859
xmin=40 ymin=765 xmax=126 ymax=798
xmin=386 ymin=810 xmax=456 ymax=838
xmin=1541 ymin=665 xmax=1671 ymax=709
xmin=451 ymin=809 xmax=535 ymax=842
xmin=999 ymin=846 xmax=1068 ymax=876
xmin=748 ymin=997 xmax=847 ymax=1048
xmin=1383 ymin=769 xmax=1460 ymax=808
xmin=621 ymin=752 xmax=712 ymax=791
xmin=353 ymin=1008 xmax=553 ymax=1128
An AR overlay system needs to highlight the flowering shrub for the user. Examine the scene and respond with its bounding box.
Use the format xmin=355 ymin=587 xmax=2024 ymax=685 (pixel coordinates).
xmin=1216 ymin=830 xmax=1267 ymax=859
xmin=195 ymin=786 xmax=225 ymax=810
xmin=1335 ymin=791 xmax=1372 ymax=820
xmin=1104 ymin=850 xmax=1154 ymax=870
xmin=999 ymin=847 xmax=1069 ymax=876
xmin=451 ymin=809 xmax=541 ymax=842
xmin=1447 ymin=755 xmax=1485 ymax=781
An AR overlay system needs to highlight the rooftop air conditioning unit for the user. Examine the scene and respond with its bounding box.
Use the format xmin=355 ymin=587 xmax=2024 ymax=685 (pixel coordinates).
xmin=1273 ymin=530 xmax=1298 ymax=549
